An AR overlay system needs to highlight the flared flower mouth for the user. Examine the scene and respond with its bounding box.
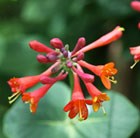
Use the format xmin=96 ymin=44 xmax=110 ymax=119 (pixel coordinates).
xmin=8 ymin=78 xmax=23 ymax=104
xmin=22 ymin=93 xmax=38 ymax=113
xmin=100 ymin=62 xmax=118 ymax=89
xmin=64 ymin=99 xmax=92 ymax=121
xmin=8 ymin=78 xmax=21 ymax=93
xmin=92 ymin=93 xmax=110 ymax=112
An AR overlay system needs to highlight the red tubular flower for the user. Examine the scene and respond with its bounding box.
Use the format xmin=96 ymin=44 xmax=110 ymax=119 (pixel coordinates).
xmin=8 ymin=62 xmax=60 ymax=104
xmin=64 ymin=72 xmax=92 ymax=121
xmin=84 ymin=82 xmax=110 ymax=112
xmin=74 ymin=26 xmax=124 ymax=56
xmin=130 ymin=46 xmax=140 ymax=68
xmin=29 ymin=40 xmax=55 ymax=53
xmin=22 ymin=84 xmax=53 ymax=113
xmin=131 ymin=1 xmax=140 ymax=12
xmin=78 ymin=60 xmax=117 ymax=89
xmin=8 ymin=75 xmax=41 ymax=104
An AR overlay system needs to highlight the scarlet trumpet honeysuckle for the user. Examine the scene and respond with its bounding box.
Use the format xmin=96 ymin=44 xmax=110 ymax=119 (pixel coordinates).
xmin=8 ymin=26 xmax=123 ymax=120
xmin=130 ymin=46 xmax=140 ymax=69
xmin=131 ymin=1 xmax=140 ymax=12
xmin=8 ymin=62 xmax=59 ymax=104
xmin=78 ymin=60 xmax=118 ymax=89
xmin=64 ymin=72 xmax=92 ymax=121
xmin=22 ymin=84 xmax=53 ymax=113
xmin=129 ymin=1 xmax=140 ymax=68
xmin=131 ymin=1 xmax=140 ymax=29
xmin=84 ymin=82 xmax=110 ymax=113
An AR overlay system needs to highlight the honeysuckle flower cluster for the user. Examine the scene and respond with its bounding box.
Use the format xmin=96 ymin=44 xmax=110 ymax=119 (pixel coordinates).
xmin=8 ymin=26 xmax=124 ymax=121
xmin=130 ymin=1 xmax=140 ymax=68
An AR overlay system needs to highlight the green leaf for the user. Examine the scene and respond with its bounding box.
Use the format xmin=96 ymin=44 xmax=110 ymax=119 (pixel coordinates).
xmin=3 ymin=82 xmax=139 ymax=138
xmin=0 ymin=106 xmax=7 ymax=138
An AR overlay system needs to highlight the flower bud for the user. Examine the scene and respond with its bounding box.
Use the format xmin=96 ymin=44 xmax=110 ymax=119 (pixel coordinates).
xmin=72 ymin=37 xmax=86 ymax=55
xmin=36 ymin=54 xmax=49 ymax=63
xmin=66 ymin=61 xmax=73 ymax=68
xmin=63 ymin=50 xmax=68 ymax=58
xmin=40 ymin=72 xmax=68 ymax=84
xmin=131 ymin=1 xmax=140 ymax=12
xmin=29 ymin=40 xmax=54 ymax=53
xmin=46 ymin=52 xmax=58 ymax=62
xmin=76 ymin=52 xmax=84 ymax=61
xmin=50 ymin=38 xmax=64 ymax=49
xmin=73 ymin=67 xmax=94 ymax=83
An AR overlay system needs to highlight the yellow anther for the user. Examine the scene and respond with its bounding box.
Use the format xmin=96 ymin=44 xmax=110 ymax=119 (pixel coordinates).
xmin=118 ymin=27 xmax=125 ymax=31
xmin=108 ymin=76 xmax=117 ymax=84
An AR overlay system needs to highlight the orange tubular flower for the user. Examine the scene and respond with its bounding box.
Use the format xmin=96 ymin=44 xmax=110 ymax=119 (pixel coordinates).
xmin=130 ymin=46 xmax=140 ymax=68
xmin=78 ymin=60 xmax=118 ymax=89
xmin=8 ymin=75 xmax=41 ymax=104
xmin=84 ymin=82 xmax=110 ymax=112
xmin=74 ymin=26 xmax=124 ymax=56
xmin=64 ymin=72 xmax=92 ymax=121
xmin=8 ymin=62 xmax=60 ymax=104
xmin=22 ymin=84 xmax=53 ymax=113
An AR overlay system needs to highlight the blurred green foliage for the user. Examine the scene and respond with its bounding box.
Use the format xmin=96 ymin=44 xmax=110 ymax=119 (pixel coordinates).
xmin=0 ymin=0 xmax=139 ymax=138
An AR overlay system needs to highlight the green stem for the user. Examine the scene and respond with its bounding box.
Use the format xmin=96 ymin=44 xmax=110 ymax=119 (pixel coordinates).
xmin=68 ymin=70 xmax=74 ymax=96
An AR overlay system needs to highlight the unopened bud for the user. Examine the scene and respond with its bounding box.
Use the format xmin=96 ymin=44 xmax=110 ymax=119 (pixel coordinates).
xmin=73 ymin=67 xmax=94 ymax=83
xmin=72 ymin=37 xmax=86 ymax=55
xmin=131 ymin=1 xmax=140 ymax=12
xmin=76 ymin=52 xmax=84 ymax=61
xmin=66 ymin=61 xmax=73 ymax=68
xmin=46 ymin=52 xmax=58 ymax=62
xmin=63 ymin=50 xmax=68 ymax=58
xmin=40 ymin=72 xmax=68 ymax=84
xmin=50 ymin=38 xmax=64 ymax=49
xmin=36 ymin=54 xmax=48 ymax=63
xmin=29 ymin=40 xmax=54 ymax=53
xmin=60 ymin=47 xmax=65 ymax=53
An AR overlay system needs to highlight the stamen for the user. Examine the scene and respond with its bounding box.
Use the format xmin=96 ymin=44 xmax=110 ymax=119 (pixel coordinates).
xmin=101 ymin=106 xmax=107 ymax=115
xmin=130 ymin=60 xmax=139 ymax=69
xmin=78 ymin=101 xmax=84 ymax=121
xmin=8 ymin=93 xmax=21 ymax=104
xmin=30 ymin=104 xmax=33 ymax=113
xmin=108 ymin=76 xmax=117 ymax=84
xmin=8 ymin=91 xmax=20 ymax=100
